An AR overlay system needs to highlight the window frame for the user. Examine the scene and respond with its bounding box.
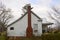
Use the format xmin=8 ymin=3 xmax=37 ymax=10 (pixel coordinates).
xmin=10 ymin=27 xmax=14 ymax=30
xmin=33 ymin=24 xmax=38 ymax=33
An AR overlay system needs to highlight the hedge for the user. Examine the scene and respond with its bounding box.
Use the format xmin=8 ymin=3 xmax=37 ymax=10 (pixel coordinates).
xmin=41 ymin=33 xmax=60 ymax=40
xmin=20 ymin=33 xmax=60 ymax=40
xmin=0 ymin=31 xmax=7 ymax=40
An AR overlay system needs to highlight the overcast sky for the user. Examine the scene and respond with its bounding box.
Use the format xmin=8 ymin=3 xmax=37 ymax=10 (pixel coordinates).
xmin=0 ymin=0 xmax=60 ymax=23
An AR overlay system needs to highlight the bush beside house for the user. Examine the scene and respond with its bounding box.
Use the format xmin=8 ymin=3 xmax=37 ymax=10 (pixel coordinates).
xmin=0 ymin=31 xmax=7 ymax=40
xmin=20 ymin=32 xmax=60 ymax=40
xmin=41 ymin=32 xmax=60 ymax=40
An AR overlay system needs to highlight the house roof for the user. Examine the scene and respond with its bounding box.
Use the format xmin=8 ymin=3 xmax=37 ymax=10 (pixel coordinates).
xmin=42 ymin=22 xmax=53 ymax=25
xmin=7 ymin=11 xmax=42 ymax=27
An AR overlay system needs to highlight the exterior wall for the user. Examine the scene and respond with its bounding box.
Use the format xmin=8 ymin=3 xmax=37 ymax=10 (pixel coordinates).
xmin=7 ymin=14 xmax=28 ymax=37
xmin=38 ymin=21 xmax=42 ymax=36
xmin=31 ymin=13 xmax=42 ymax=36
xmin=7 ymin=13 xmax=42 ymax=37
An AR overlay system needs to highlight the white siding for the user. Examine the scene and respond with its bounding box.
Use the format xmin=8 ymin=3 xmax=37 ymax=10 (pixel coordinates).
xmin=38 ymin=21 xmax=42 ymax=36
xmin=7 ymin=13 xmax=42 ymax=37
xmin=31 ymin=13 xmax=42 ymax=36
xmin=7 ymin=14 xmax=28 ymax=36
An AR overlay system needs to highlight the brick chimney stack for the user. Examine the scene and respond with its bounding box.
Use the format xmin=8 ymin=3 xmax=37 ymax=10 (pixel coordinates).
xmin=26 ymin=4 xmax=33 ymax=37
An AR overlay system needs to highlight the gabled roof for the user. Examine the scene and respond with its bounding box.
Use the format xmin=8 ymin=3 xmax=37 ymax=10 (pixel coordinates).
xmin=7 ymin=11 xmax=42 ymax=27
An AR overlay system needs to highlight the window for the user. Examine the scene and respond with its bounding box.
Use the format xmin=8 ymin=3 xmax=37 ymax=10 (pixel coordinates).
xmin=33 ymin=24 xmax=38 ymax=32
xmin=34 ymin=30 xmax=38 ymax=33
xmin=34 ymin=24 xmax=38 ymax=30
xmin=10 ymin=27 xmax=14 ymax=30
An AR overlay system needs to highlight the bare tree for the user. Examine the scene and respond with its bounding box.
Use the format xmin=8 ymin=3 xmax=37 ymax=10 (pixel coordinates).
xmin=48 ymin=6 xmax=60 ymax=30
xmin=0 ymin=3 xmax=13 ymax=32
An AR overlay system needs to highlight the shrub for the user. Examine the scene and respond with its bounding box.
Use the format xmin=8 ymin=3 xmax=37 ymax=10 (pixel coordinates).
xmin=41 ymin=33 xmax=60 ymax=40
xmin=17 ymin=33 xmax=60 ymax=40
xmin=0 ymin=31 xmax=7 ymax=40
xmin=0 ymin=35 xmax=7 ymax=40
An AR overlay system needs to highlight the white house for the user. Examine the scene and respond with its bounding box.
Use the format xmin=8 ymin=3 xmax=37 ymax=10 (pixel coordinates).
xmin=7 ymin=4 xmax=53 ymax=39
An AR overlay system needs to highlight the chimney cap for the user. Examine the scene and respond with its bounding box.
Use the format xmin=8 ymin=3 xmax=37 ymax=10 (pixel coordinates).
xmin=23 ymin=4 xmax=32 ymax=10
xmin=26 ymin=4 xmax=31 ymax=6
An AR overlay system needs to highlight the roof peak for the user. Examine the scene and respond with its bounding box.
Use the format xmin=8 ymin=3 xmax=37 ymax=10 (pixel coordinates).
xmin=23 ymin=4 xmax=33 ymax=10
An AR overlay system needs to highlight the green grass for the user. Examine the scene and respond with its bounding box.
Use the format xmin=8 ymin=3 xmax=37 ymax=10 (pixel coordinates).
xmin=41 ymin=33 xmax=60 ymax=40
xmin=0 ymin=31 xmax=7 ymax=40
xmin=1 ymin=32 xmax=60 ymax=40
xmin=20 ymin=37 xmax=42 ymax=40
xmin=0 ymin=35 xmax=7 ymax=40
xmin=20 ymin=33 xmax=60 ymax=40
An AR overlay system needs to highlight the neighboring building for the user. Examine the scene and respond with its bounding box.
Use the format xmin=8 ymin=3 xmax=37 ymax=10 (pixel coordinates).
xmin=7 ymin=4 xmax=53 ymax=40
xmin=42 ymin=23 xmax=53 ymax=33
xmin=42 ymin=18 xmax=53 ymax=33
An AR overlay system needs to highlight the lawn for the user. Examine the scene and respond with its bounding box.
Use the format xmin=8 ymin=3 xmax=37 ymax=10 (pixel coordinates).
xmin=0 ymin=31 xmax=7 ymax=40
xmin=0 ymin=35 xmax=7 ymax=40
xmin=19 ymin=32 xmax=60 ymax=40
xmin=1 ymin=32 xmax=60 ymax=40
